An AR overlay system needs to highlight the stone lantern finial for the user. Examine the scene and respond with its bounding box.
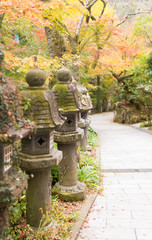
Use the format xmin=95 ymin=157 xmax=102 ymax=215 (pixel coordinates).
xmin=26 ymin=68 xmax=46 ymax=87
xmin=56 ymin=67 xmax=72 ymax=82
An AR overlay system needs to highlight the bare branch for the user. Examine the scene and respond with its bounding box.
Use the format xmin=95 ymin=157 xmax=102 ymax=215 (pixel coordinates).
xmin=141 ymin=14 xmax=152 ymax=45
xmin=76 ymin=0 xmax=107 ymax=38
xmin=115 ymin=10 xmax=151 ymax=27
xmin=64 ymin=0 xmax=69 ymax=4
xmin=86 ymin=0 xmax=98 ymax=9
xmin=76 ymin=14 xmax=85 ymax=36
xmin=111 ymin=71 xmax=134 ymax=82
xmin=112 ymin=0 xmax=117 ymax=18
xmin=76 ymin=0 xmax=97 ymax=35
xmin=79 ymin=32 xmax=97 ymax=51
xmin=86 ymin=0 xmax=107 ymax=23
xmin=0 ymin=13 xmax=5 ymax=28
xmin=99 ymin=0 xmax=107 ymax=18
xmin=78 ymin=0 xmax=85 ymax=6
xmin=55 ymin=19 xmax=71 ymax=37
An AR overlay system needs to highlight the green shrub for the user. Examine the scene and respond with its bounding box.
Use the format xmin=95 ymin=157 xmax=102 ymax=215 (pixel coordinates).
xmin=51 ymin=166 xmax=59 ymax=186
xmin=78 ymin=151 xmax=101 ymax=188
xmin=88 ymin=126 xmax=98 ymax=148
xmin=140 ymin=121 xmax=152 ymax=128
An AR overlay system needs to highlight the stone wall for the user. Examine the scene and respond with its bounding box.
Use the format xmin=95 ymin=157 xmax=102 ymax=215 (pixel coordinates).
xmin=114 ymin=102 xmax=152 ymax=124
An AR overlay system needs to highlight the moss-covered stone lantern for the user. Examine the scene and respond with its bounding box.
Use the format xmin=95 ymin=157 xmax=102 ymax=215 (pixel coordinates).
xmin=0 ymin=50 xmax=31 ymax=237
xmin=52 ymin=68 xmax=86 ymax=201
xmin=77 ymin=84 xmax=92 ymax=151
xmin=20 ymin=67 xmax=64 ymax=228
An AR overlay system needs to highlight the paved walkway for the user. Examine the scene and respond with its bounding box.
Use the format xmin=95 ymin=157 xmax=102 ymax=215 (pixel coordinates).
xmin=77 ymin=112 xmax=152 ymax=240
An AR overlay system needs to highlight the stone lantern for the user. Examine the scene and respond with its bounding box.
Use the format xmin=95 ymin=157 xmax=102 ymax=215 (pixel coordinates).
xmin=52 ymin=68 xmax=86 ymax=201
xmin=77 ymin=84 xmax=92 ymax=151
xmin=0 ymin=49 xmax=31 ymax=180
xmin=0 ymin=50 xmax=31 ymax=236
xmin=20 ymin=67 xmax=64 ymax=228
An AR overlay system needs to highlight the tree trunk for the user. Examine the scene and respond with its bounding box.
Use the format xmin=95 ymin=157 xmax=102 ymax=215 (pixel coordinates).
xmin=69 ymin=36 xmax=80 ymax=81
xmin=45 ymin=27 xmax=66 ymax=58
xmin=96 ymin=75 xmax=102 ymax=113
xmin=0 ymin=14 xmax=5 ymax=28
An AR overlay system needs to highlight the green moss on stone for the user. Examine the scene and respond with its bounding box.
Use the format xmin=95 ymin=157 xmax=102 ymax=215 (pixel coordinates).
xmin=53 ymin=84 xmax=68 ymax=104
xmin=52 ymin=188 xmax=85 ymax=202
xmin=53 ymin=84 xmax=78 ymax=111
xmin=22 ymin=89 xmax=54 ymax=127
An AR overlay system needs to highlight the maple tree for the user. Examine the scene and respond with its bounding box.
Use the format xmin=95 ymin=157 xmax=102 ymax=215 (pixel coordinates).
xmin=41 ymin=0 xmax=121 ymax=111
xmin=0 ymin=0 xmax=151 ymax=112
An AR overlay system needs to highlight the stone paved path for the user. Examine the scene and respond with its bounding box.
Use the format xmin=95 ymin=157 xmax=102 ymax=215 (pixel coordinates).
xmin=77 ymin=112 xmax=152 ymax=240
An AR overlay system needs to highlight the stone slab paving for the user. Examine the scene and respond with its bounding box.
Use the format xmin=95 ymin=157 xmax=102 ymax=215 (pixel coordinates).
xmin=77 ymin=112 xmax=152 ymax=240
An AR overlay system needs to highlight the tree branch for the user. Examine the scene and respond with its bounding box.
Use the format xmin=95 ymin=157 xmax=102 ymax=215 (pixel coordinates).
xmin=115 ymin=10 xmax=151 ymax=27
xmin=55 ymin=19 xmax=71 ymax=37
xmin=99 ymin=0 xmax=107 ymax=18
xmin=78 ymin=0 xmax=85 ymax=6
xmin=76 ymin=0 xmax=107 ymax=37
xmin=64 ymin=0 xmax=69 ymax=4
xmin=76 ymin=14 xmax=85 ymax=36
xmin=0 ymin=13 xmax=5 ymax=28
xmin=75 ymin=0 xmax=97 ymax=35
xmin=141 ymin=14 xmax=152 ymax=45
xmin=111 ymin=71 xmax=134 ymax=82
xmin=79 ymin=32 xmax=97 ymax=51
xmin=112 ymin=0 xmax=117 ymax=18
xmin=86 ymin=0 xmax=98 ymax=9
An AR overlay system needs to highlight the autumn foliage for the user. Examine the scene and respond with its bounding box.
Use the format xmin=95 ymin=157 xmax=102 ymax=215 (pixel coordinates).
xmin=0 ymin=0 xmax=151 ymax=109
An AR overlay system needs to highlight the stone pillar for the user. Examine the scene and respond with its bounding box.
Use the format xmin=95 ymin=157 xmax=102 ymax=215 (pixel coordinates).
xmin=58 ymin=143 xmax=77 ymax=186
xmin=26 ymin=170 xmax=51 ymax=227
xmin=53 ymin=128 xmax=85 ymax=202
xmin=80 ymin=127 xmax=88 ymax=150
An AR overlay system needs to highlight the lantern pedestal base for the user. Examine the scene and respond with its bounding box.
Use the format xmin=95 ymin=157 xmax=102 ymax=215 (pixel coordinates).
xmin=52 ymin=181 xmax=86 ymax=202
xmin=20 ymin=149 xmax=62 ymax=228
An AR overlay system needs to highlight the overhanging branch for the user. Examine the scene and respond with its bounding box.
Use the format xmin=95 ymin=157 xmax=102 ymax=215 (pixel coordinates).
xmin=76 ymin=0 xmax=107 ymax=37
xmin=115 ymin=10 xmax=151 ymax=27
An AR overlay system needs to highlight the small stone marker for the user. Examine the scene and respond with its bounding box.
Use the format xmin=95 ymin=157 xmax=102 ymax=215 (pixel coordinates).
xmin=77 ymin=84 xmax=92 ymax=151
